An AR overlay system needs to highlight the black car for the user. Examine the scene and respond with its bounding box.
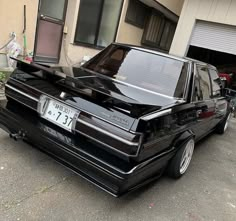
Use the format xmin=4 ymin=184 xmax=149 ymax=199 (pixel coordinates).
xmin=0 ymin=43 xmax=231 ymax=197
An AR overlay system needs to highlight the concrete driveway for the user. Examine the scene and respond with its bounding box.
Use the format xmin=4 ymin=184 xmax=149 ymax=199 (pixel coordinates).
xmin=0 ymin=119 xmax=235 ymax=221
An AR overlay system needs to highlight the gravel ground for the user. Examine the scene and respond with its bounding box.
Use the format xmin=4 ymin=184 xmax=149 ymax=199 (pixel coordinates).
xmin=0 ymin=119 xmax=235 ymax=221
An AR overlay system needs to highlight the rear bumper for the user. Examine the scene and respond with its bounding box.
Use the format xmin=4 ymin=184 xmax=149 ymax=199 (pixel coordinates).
xmin=0 ymin=101 xmax=174 ymax=196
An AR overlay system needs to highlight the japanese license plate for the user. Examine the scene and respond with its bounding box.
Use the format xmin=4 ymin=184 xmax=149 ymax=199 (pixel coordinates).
xmin=42 ymin=99 xmax=77 ymax=132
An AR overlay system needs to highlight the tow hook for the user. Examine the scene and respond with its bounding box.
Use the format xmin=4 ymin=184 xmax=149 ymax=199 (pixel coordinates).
xmin=9 ymin=130 xmax=26 ymax=141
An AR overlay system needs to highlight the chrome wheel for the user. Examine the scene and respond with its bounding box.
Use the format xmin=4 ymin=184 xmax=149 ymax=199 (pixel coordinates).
xmin=180 ymin=139 xmax=194 ymax=174
xmin=224 ymin=113 xmax=231 ymax=132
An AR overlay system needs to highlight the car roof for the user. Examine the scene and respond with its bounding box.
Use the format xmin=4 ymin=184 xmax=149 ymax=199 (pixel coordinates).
xmin=113 ymin=43 xmax=217 ymax=69
xmin=113 ymin=43 xmax=188 ymax=62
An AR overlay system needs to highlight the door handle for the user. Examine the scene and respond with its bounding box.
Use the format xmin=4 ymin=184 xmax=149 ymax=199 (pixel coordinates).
xmin=40 ymin=14 xmax=62 ymax=23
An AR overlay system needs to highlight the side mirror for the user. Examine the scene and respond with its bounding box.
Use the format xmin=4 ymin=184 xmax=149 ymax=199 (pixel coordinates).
xmin=224 ymin=88 xmax=236 ymax=99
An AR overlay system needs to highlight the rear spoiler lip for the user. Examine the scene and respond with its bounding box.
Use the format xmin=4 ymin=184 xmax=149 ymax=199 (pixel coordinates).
xmin=64 ymin=76 xmax=161 ymax=109
xmin=80 ymin=66 xmax=176 ymax=100
xmin=12 ymin=58 xmax=159 ymax=110
xmin=12 ymin=58 xmax=176 ymax=107
xmin=11 ymin=58 xmax=177 ymax=119
xmin=11 ymin=57 xmax=67 ymax=78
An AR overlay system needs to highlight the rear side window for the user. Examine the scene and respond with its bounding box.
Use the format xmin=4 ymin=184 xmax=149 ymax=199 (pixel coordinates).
xmin=192 ymin=71 xmax=201 ymax=102
xmin=208 ymin=69 xmax=221 ymax=97
xmin=196 ymin=65 xmax=211 ymax=100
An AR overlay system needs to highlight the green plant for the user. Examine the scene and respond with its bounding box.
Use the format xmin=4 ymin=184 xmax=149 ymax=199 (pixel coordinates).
xmin=0 ymin=72 xmax=6 ymax=81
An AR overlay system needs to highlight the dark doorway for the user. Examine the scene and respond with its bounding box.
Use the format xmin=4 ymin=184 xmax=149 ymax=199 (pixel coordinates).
xmin=187 ymin=45 xmax=236 ymax=89
xmin=34 ymin=0 xmax=68 ymax=63
xmin=187 ymin=45 xmax=236 ymax=72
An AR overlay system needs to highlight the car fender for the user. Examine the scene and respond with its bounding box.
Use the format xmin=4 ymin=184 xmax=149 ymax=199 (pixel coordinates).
xmin=172 ymin=130 xmax=195 ymax=151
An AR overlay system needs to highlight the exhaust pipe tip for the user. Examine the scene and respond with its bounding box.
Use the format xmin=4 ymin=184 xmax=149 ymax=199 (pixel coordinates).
xmin=9 ymin=131 xmax=26 ymax=141
xmin=9 ymin=133 xmax=18 ymax=141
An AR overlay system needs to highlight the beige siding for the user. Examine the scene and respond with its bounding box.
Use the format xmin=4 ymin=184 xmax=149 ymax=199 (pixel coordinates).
xmin=0 ymin=0 xmax=38 ymax=53
xmin=116 ymin=0 xmax=143 ymax=45
xmin=170 ymin=0 xmax=236 ymax=56
xmin=59 ymin=0 xmax=100 ymax=66
xmin=116 ymin=0 xmax=185 ymax=45
xmin=60 ymin=0 xmax=184 ymax=65
xmin=0 ymin=0 xmax=184 ymax=65
xmin=60 ymin=0 xmax=144 ymax=66
xmin=157 ymin=0 xmax=184 ymax=15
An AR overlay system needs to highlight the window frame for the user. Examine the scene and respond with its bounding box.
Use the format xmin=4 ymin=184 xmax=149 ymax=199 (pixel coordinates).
xmin=191 ymin=64 xmax=203 ymax=102
xmin=208 ymin=68 xmax=222 ymax=98
xmin=74 ymin=0 xmax=124 ymax=49
xmin=141 ymin=9 xmax=177 ymax=52
xmin=125 ymin=0 xmax=150 ymax=29
xmin=196 ymin=64 xmax=213 ymax=101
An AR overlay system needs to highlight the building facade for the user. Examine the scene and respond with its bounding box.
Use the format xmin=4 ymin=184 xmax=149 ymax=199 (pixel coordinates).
xmin=0 ymin=0 xmax=184 ymax=65
xmin=0 ymin=0 xmax=38 ymax=54
xmin=2 ymin=0 xmax=236 ymax=72
xmin=60 ymin=0 xmax=184 ymax=65
xmin=170 ymin=0 xmax=236 ymax=72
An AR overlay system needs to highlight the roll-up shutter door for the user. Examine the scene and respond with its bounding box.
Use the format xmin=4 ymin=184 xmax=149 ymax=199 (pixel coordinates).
xmin=190 ymin=21 xmax=236 ymax=55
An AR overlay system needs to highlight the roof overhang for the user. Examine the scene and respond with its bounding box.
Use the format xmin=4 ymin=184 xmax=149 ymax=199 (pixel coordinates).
xmin=139 ymin=0 xmax=179 ymax=22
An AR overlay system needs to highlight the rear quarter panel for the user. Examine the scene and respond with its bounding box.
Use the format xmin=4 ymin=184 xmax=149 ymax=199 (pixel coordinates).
xmin=137 ymin=103 xmax=199 ymax=162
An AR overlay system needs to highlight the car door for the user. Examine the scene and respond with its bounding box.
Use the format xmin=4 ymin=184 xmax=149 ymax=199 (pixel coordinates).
xmin=208 ymin=68 xmax=228 ymax=128
xmin=191 ymin=64 xmax=216 ymax=139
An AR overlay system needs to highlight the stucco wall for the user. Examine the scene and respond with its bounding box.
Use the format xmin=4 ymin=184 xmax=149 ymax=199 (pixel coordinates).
xmin=60 ymin=0 xmax=144 ymax=66
xmin=116 ymin=0 xmax=143 ymax=46
xmin=60 ymin=0 xmax=101 ymax=66
xmin=116 ymin=0 xmax=185 ymax=45
xmin=157 ymin=0 xmax=184 ymax=15
xmin=170 ymin=0 xmax=236 ymax=57
xmin=60 ymin=0 xmax=184 ymax=66
xmin=0 ymin=0 xmax=38 ymax=54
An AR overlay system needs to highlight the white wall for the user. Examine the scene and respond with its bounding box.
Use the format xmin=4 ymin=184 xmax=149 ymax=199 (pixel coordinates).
xmin=0 ymin=0 xmax=38 ymax=54
xmin=170 ymin=0 xmax=236 ymax=57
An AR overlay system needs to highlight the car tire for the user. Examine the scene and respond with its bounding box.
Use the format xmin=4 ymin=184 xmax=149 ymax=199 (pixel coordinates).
xmin=215 ymin=112 xmax=231 ymax=134
xmin=167 ymin=138 xmax=195 ymax=179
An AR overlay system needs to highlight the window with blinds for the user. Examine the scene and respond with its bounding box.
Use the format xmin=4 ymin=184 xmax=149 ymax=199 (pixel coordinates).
xmin=142 ymin=11 xmax=176 ymax=52
xmin=125 ymin=0 xmax=150 ymax=28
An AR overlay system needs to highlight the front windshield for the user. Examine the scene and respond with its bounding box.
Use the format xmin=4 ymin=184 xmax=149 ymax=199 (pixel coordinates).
xmin=83 ymin=45 xmax=188 ymax=98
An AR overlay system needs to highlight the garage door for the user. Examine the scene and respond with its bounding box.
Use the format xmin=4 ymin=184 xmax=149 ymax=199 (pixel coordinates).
xmin=190 ymin=21 xmax=236 ymax=55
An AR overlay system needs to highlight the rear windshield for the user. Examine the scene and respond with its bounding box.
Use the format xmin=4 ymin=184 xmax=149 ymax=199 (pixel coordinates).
xmin=83 ymin=45 xmax=189 ymax=98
